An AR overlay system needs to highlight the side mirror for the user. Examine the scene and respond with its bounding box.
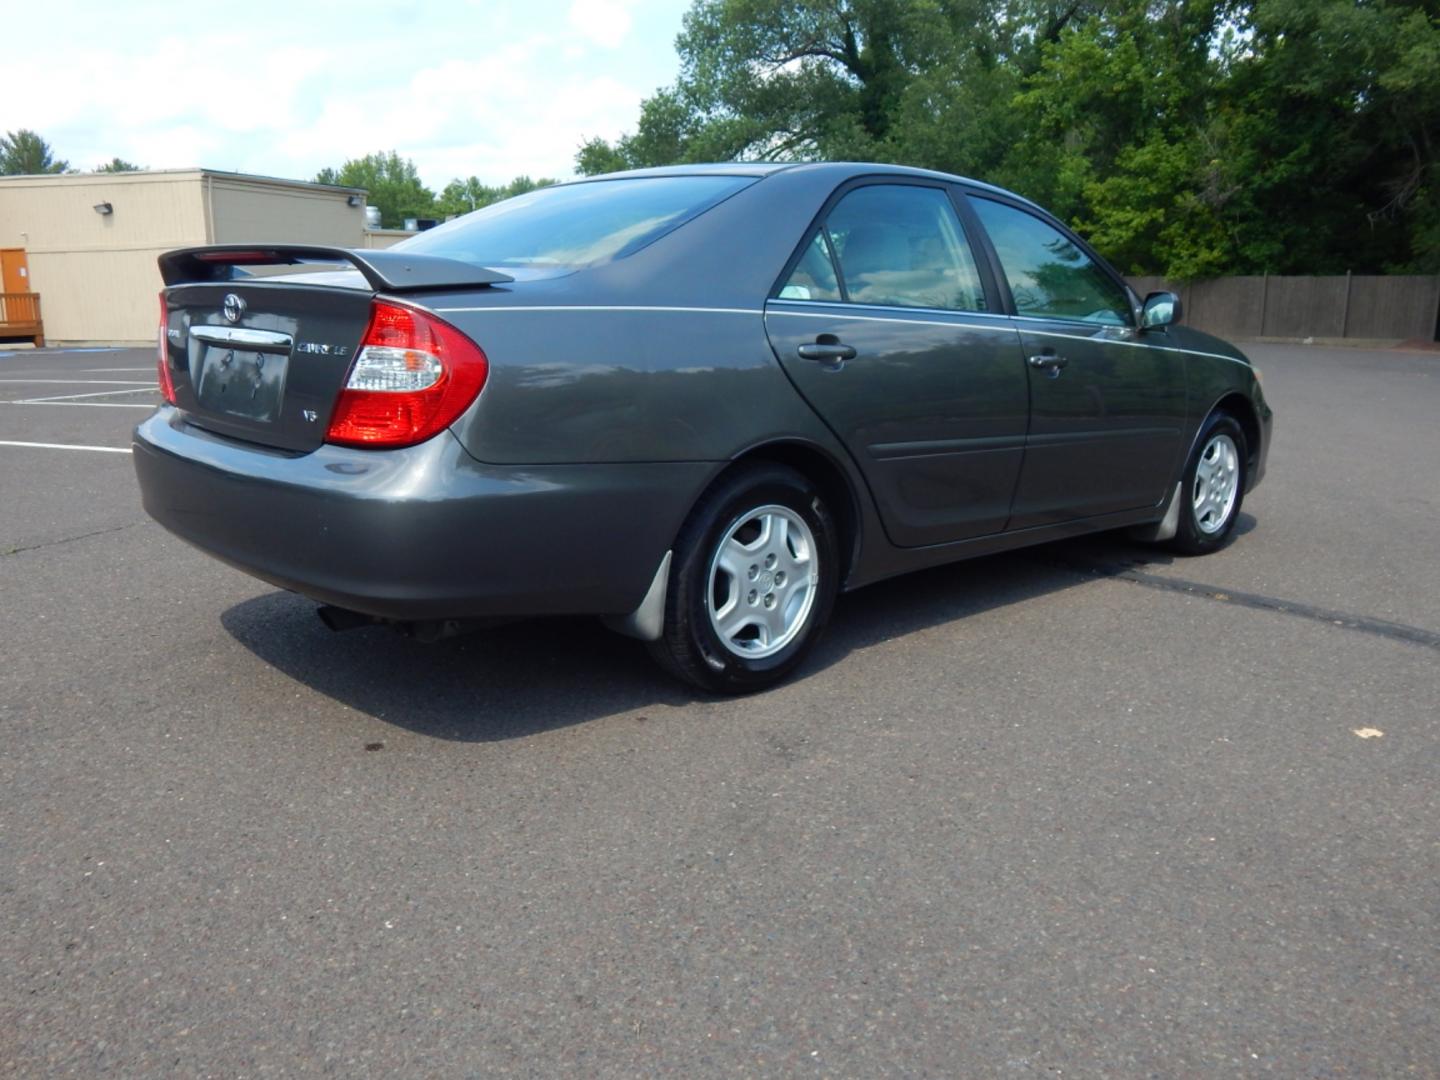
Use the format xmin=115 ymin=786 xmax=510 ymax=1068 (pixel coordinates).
xmin=1141 ymin=291 xmax=1183 ymax=329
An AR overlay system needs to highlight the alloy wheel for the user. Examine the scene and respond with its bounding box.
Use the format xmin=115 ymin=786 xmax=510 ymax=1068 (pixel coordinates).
xmin=1192 ymin=433 xmax=1239 ymax=535
xmin=706 ymin=504 xmax=819 ymax=659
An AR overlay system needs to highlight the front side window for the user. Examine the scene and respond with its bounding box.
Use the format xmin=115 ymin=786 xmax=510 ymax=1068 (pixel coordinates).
xmin=969 ymin=198 xmax=1132 ymax=325
xmin=777 ymin=184 xmax=988 ymax=312
xmin=397 ymin=175 xmax=754 ymax=278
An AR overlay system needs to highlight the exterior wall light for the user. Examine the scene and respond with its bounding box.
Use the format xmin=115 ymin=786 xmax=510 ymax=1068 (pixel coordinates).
xmin=93 ymin=202 xmax=114 ymax=215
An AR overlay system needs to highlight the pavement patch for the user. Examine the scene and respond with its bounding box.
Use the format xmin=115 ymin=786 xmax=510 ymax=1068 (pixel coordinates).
xmin=1044 ymin=555 xmax=1440 ymax=651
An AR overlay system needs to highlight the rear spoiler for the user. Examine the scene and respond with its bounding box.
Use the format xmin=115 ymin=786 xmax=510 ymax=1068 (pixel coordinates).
xmin=158 ymin=244 xmax=514 ymax=292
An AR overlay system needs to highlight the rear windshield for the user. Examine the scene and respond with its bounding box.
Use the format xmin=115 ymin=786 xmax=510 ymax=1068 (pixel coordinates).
xmin=393 ymin=175 xmax=755 ymax=278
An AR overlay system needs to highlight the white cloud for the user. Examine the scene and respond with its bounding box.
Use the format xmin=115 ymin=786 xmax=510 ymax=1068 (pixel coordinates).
xmin=275 ymin=42 xmax=647 ymax=187
xmin=567 ymin=0 xmax=636 ymax=49
xmin=0 ymin=0 xmax=683 ymax=185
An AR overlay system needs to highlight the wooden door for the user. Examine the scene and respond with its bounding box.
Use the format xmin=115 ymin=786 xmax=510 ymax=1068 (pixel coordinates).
xmin=1 ymin=248 xmax=32 ymax=293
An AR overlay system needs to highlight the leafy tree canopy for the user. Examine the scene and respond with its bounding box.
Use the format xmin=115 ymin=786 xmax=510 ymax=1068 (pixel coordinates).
xmin=316 ymin=151 xmax=436 ymax=228
xmin=95 ymin=157 xmax=142 ymax=173
xmin=317 ymin=152 xmax=557 ymax=228
xmin=435 ymin=175 xmax=558 ymax=219
xmin=577 ymin=0 xmax=1440 ymax=276
xmin=1 ymin=129 xmax=70 ymax=175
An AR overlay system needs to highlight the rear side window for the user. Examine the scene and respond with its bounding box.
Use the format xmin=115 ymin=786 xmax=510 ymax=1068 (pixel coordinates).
xmin=397 ymin=176 xmax=754 ymax=277
xmin=970 ymin=198 xmax=1132 ymax=325
xmin=777 ymin=184 xmax=988 ymax=312
xmin=777 ymin=231 xmax=843 ymax=302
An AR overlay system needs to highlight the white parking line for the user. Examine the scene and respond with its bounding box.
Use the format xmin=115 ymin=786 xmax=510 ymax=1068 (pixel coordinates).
xmin=82 ymin=367 xmax=154 ymax=373
xmin=0 ymin=379 xmax=153 ymax=385
xmin=3 ymin=401 xmax=156 ymax=409
xmin=0 ymin=440 xmax=131 ymax=454
xmin=14 ymin=387 xmax=157 ymax=402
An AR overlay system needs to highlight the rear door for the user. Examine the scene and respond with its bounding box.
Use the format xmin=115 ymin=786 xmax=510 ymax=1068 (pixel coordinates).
xmin=763 ymin=181 xmax=1029 ymax=547
xmin=0 ymin=248 xmax=30 ymax=293
xmin=162 ymin=279 xmax=373 ymax=452
xmin=967 ymin=195 xmax=1187 ymax=527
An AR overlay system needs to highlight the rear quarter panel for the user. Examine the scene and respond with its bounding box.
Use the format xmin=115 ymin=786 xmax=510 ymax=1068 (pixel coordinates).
xmin=438 ymin=306 xmax=850 ymax=463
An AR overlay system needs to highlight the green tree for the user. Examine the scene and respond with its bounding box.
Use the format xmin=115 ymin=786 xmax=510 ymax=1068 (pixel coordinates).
xmin=1008 ymin=2 xmax=1242 ymax=277
xmin=315 ymin=151 xmax=435 ymax=228
xmin=577 ymin=1 xmax=930 ymax=170
xmin=95 ymin=157 xmax=142 ymax=173
xmin=0 ymin=129 xmax=69 ymax=175
xmin=434 ymin=175 xmax=558 ymax=218
xmin=579 ymin=0 xmax=1440 ymax=278
xmin=575 ymin=137 xmax=632 ymax=176
xmin=575 ymin=1 xmax=1109 ymax=174
xmin=1217 ymin=0 xmax=1440 ymax=273
xmin=1037 ymin=0 xmax=1440 ymax=275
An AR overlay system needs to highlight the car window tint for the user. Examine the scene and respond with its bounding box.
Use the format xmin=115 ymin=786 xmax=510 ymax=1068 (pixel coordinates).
xmin=396 ymin=176 xmax=754 ymax=278
xmin=820 ymin=185 xmax=987 ymax=312
xmin=777 ymin=230 xmax=843 ymax=302
xmin=970 ymin=198 xmax=1132 ymax=325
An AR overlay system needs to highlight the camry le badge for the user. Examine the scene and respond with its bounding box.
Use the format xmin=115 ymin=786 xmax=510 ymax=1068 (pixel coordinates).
xmin=222 ymin=294 xmax=246 ymax=324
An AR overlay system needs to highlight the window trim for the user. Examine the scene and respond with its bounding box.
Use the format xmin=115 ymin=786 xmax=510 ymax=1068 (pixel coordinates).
xmin=960 ymin=190 xmax=1139 ymax=329
xmin=768 ymin=176 xmax=1005 ymax=317
xmin=819 ymin=228 xmax=848 ymax=303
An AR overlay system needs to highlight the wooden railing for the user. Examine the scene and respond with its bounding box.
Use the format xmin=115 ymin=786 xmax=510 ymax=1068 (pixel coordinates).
xmin=0 ymin=292 xmax=45 ymax=346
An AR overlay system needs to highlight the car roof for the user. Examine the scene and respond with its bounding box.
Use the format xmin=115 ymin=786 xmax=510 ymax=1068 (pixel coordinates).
xmin=573 ymin=161 xmax=1043 ymax=215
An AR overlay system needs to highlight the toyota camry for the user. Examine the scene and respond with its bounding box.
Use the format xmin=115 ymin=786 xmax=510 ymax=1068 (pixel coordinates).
xmin=134 ymin=163 xmax=1272 ymax=692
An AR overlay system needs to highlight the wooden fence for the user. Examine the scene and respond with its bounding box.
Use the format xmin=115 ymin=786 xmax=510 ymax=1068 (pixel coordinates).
xmin=1127 ymin=274 xmax=1440 ymax=343
xmin=0 ymin=292 xmax=45 ymax=347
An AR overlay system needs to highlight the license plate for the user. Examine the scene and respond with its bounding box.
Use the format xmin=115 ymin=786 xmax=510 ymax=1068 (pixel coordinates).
xmin=194 ymin=346 xmax=288 ymax=422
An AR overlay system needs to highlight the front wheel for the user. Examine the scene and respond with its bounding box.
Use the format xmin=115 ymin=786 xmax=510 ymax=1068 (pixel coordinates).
xmin=649 ymin=463 xmax=839 ymax=693
xmin=1169 ymin=413 xmax=1247 ymax=555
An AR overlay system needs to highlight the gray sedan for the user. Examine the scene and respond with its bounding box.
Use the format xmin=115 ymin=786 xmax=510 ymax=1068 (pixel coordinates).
xmin=134 ymin=163 xmax=1272 ymax=692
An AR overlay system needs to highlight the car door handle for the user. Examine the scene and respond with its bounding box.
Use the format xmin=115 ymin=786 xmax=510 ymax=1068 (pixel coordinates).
xmin=1027 ymin=352 xmax=1069 ymax=372
xmin=797 ymin=341 xmax=857 ymax=363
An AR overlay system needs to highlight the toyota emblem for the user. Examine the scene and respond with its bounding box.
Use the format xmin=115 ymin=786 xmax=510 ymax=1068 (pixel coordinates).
xmin=222 ymin=293 xmax=246 ymax=324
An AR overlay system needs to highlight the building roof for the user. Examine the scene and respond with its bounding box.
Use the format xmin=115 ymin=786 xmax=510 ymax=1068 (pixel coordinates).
xmin=0 ymin=168 xmax=366 ymax=196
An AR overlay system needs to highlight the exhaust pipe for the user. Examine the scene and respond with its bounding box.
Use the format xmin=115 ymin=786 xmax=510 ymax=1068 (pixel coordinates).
xmin=396 ymin=617 xmax=505 ymax=642
xmin=316 ymin=605 xmax=501 ymax=641
xmin=316 ymin=604 xmax=379 ymax=632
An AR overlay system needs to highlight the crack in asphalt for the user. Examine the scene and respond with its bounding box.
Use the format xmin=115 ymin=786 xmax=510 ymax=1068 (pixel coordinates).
xmin=1 ymin=520 xmax=147 ymax=557
xmin=1049 ymin=557 xmax=1440 ymax=652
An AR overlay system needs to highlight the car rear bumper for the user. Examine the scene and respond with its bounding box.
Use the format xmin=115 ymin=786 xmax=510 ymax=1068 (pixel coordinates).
xmin=133 ymin=408 xmax=711 ymax=621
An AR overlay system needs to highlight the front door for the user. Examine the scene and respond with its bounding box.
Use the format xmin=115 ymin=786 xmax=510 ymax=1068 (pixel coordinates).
xmin=968 ymin=197 xmax=1187 ymax=527
xmin=764 ymin=182 xmax=1029 ymax=547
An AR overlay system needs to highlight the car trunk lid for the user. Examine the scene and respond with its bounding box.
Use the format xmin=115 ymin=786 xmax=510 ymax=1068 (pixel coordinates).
xmin=158 ymin=246 xmax=512 ymax=453
xmin=163 ymin=280 xmax=374 ymax=453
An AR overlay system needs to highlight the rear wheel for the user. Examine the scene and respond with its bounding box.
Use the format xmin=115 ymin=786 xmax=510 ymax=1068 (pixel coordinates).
xmin=650 ymin=464 xmax=839 ymax=693
xmin=1169 ymin=413 xmax=1247 ymax=555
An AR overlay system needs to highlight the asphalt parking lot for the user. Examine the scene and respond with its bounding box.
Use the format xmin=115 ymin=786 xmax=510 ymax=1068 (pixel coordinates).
xmin=2 ymin=341 xmax=1437 ymax=1077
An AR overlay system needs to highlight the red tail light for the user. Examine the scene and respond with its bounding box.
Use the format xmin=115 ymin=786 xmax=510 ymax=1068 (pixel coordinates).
xmin=325 ymin=300 xmax=489 ymax=449
xmin=156 ymin=291 xmax=177 ymax=404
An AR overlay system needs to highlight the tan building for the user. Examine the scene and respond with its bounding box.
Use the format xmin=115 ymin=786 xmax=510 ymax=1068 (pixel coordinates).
xmin=0 ymin=169 xmax=409 ymax=344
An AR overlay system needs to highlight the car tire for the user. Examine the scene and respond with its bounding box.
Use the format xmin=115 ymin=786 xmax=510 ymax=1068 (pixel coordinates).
xmin=1169 ymin=412 xmax=1248 ymax=555
xmin=649 ymin=463 xmax=839 ymax=694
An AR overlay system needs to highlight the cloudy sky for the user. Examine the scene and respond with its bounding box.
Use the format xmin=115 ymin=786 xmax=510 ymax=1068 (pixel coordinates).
xmin=2 ymin=0 xmax=691 ymax=188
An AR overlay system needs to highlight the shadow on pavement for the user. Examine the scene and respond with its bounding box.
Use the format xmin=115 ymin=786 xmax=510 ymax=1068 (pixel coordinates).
xmin=219 ymin=524 xmax=1246 ymax=742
